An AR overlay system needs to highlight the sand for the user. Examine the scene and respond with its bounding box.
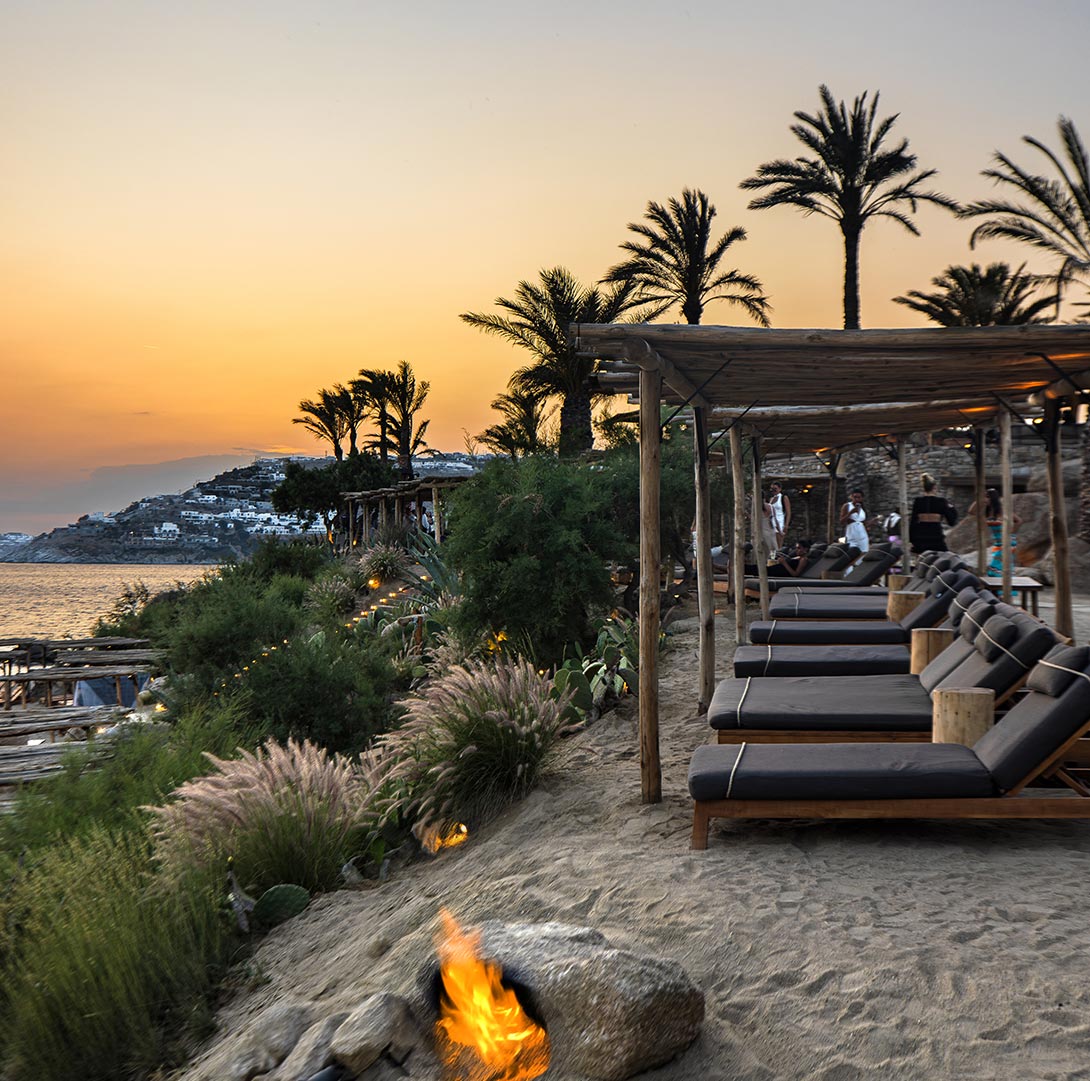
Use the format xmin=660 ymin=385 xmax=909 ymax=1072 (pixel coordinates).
xmin=180 ymin=599 xmax=1090 ymax=1081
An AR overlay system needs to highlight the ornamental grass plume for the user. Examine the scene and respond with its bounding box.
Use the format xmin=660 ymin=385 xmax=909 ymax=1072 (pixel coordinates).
xmin=376 ymin=657 xmax=576 ymax=835
xmin=359 ymin=543 xmax=409 ymax=586
xmin=147 ymin=737 xmax=384 ymax=893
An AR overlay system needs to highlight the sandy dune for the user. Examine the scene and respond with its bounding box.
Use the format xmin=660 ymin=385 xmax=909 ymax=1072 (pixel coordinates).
xmin=182 ymin=607 xmax=1090 ymax=1081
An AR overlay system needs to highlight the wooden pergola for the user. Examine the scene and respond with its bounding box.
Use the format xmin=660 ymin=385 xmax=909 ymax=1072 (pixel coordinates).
xmin=574 ymin=324 xmax=1090 ymax=803
xmin=342 ymin=474 xmax=471 ymax=547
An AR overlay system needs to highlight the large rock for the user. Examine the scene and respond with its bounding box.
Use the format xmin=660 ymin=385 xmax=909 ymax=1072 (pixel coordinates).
xmin=1037 ymin=535 xmax=1090 ymax=593
xmin=222 ymin=1002 xmax=316 ymax=1080
xmin=1025 ymin=456 xmax=1081 ymax=497
xmin=267 ymin=1012 xmax=347 ymax=1081
xmin=430 ymin=921 xmax=705 ymax=1081
xmin=330 ymin=993 xmax=420 ymax=1074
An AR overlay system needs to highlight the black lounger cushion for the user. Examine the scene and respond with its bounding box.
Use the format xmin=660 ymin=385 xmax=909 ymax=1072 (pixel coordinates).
xmin=748 ymin=620 xmax=908 ymax=645
xmin=974 ymin=650 xmax=1090 ymax=792
xmin=708 ymin=674 xmax=933 ymax=731
xmin=768 ymin=593 xmax=890 ymax=619
xmin=688 ymin=742 xmax=996 ymax=801
xmin=931 ymin=612 xmax=1058 ymax=697
xmin=958 ymin=598 xmax=999 ymax=643
xmin=732 ymin=644 xmax=911 ymax=677
xmin=973 ymin=613 xmax=1020 ymax=662
xmin=1026 ymin=644 xmax=1090 ymax=698
xmin=900 ymin=570 xmax=980 ymax=631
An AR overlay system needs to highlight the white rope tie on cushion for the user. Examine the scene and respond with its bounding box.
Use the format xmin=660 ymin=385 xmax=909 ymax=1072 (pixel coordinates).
xmin=1038 ymin=660 xmax=1090 ymax=685
xmin=768 ymin=619 xmax=778 ymax=642
xmin=763 ymin=645 xmax=774 ymax=677
xmin=725 ymin=742 xmax=747 ymax=799
xmin=736 ymin=677 xmax=752 ymax=727
xmin=977 ymin=625 xmax=1030 ymax=669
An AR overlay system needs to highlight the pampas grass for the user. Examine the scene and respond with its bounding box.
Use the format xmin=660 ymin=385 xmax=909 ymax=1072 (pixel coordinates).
xmin=376 ymin=657 xmax=575 ymax=833
xmin=148 ymin=737 xmax=383 ymax=893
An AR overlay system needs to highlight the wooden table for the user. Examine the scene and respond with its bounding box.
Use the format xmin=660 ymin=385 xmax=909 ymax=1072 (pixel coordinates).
xmin=983 ymin=576 xmax=1043 ymax=616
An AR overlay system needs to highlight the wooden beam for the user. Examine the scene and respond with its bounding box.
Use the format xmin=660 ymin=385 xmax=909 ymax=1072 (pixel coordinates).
xmin=624 ymin=339 xmax=712 ymax=414
xmin=431 ymin=485 xmax=443 ymax=544
xmin=729 ymin=424 xmax=747 ymax=651
xmin=693 ymin=406 xmax=715 ymax=714
xmin=751 ymin=433 xmax=770 ymax=621
xmin=1045 ymin=398 xmax=1075 ymax=640
xmin=999 ymin=407 xmax=1013 ymax=602
xmin=824 ymin=453 xmax=840 ymax=545
xmin=898 ymin=437 xmax=911 ymax=575
xmin=974 ymin=428 xmax=987 ymax=576
xmin=638 ymin=365 xmax=662 ymax=803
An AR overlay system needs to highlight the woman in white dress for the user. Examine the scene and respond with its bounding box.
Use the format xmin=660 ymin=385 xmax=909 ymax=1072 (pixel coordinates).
xmin=839 ymin=488 xmax=870 ymax=555
xmin=768 ymin=482 xmax=790 ymax=548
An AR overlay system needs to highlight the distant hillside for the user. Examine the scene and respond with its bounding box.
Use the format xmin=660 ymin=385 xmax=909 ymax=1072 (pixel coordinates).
xmin=0 ymin=453 xmax=487 ymax=564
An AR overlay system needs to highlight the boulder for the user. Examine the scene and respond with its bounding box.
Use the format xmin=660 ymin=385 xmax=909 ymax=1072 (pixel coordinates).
xmin=945 ymin=493 xmax=1078 ymax=568
xmin=430 ymin=921 xmax=705 ymax=1081
xmin=1037 ymin=535 xmax=1090 ymax=594
xmin=222 ymin=1002 xmax=315 ymax=1081
xmin=1025 ymin=456 xmax=1081 ymax=496
xmin=267 ymin=1013 xmax=348 ymax=1081
xmin=330 ymin=993 xmax=420 ymax=1075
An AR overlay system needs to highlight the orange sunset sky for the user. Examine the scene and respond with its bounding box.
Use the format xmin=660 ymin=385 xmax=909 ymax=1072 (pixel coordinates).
xmin=3 ymin=0 xmax=1089 ymax=533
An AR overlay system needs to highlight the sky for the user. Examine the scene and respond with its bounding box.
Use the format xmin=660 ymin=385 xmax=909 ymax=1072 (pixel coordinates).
xmin=3 ymin=0 xmax=1089 ymax=533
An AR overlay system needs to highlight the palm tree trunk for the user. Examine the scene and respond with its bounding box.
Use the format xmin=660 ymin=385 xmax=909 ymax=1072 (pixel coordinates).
xmin=841 ymin=223 xmax=862 ymax=330
xmin=558 ymin=390 xmax=593 ymax=458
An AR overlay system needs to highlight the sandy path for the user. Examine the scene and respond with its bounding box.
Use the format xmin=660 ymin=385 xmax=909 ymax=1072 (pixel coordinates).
xmin=183 ymin=607 xmax=1090 ymax=1081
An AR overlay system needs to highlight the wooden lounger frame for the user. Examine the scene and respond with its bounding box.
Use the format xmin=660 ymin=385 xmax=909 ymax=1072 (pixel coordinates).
xmin=692 ymin=718 xmax=1090 ymax=849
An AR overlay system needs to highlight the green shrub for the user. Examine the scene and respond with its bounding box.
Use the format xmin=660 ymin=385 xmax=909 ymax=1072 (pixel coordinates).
xmin=377 ymin=657 xmax=575 ymax=833
xmin=166 ymin=572 xmax=303 ymax=687
xmin=230 ymin=630 xmax=400 ymax=753
xmin=265 ymin=572 xmax=311 ymax=609
xmin=244 ymin=537 xmax=331 ymax=583
xmin=304 ymin=573 xmax=358 ymax=625
xmin=444 ymin=456 xmax=618 ymax=664
xmin=0 ymin=829 xmax=232 ymax=1081
xmin=148 ymin=738 xmax=383 ymax=894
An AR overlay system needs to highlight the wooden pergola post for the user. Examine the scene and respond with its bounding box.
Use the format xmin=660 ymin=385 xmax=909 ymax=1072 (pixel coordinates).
xmin=693 ymin=407 xmax=714 ymax=714
xmin=379 ymin=497 xmax=388 ymax=532
xmin=751 ymin=433 xmax=770 ymax=621
xmin=362 ymin=498 xmax=372 ymax=543
xmin=1044 ymin=398 xmax=1074 ymax=640
xmin=999 ymin=408 xmax=1013 ymax=602
xmin=974 ymin=428 xmax=988 ymax=576
xmin=729 ymin=425 xmax=746 ymax=650
xmin=346 ymin=497 xmax=356 ymax=549
xmin=638 ymin=365 xmax=662 ymax=803
xmin=824 ymin=453 xmax=840 ymax=544
xmin=898 ymin=437 xmax=911 ymax=575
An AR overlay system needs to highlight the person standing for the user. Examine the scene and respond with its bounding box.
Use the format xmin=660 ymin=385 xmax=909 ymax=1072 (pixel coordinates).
xmin=768 ymin=482 xmax=791 ymax=548
xmin=839 ymin=489 xmax=870 ymax=555
xmin=909 ymin=473 xmax=958 ymax=554
xmin=968 ymin=488 xmax=1022 ymax=575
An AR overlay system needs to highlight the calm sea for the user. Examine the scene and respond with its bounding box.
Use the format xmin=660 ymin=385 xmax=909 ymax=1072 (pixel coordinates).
xmin=0 ymin=564 xmax=213 ymax=639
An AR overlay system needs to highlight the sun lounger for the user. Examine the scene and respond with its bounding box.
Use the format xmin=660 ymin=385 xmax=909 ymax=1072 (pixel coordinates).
xmin=742 ymin=545 xmax=858 ymax=598
xmin=748 ymin=546 xmax=901 ymax=592
xmin=711 ymin=598 xmax=1056 ymax=742
xmin=773 ymin=550 xmax=954 ymax=597
xmin=690 ymin=644 xmax=1090 ymax=847
xmin=735 ymin=577 xmax=983 ymax=681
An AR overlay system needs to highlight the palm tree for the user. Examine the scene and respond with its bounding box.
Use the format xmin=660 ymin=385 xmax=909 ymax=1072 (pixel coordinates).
xmin=332 ymin=383 xmax=369 ymax=456
xmin=960 ymin=117 xmax=1090 ymax=543
xmin=352 ymin=368 xmax=395 ymax=463
xmin=740 ymin=85 xmax=958 ymax=329
xmin=477 ymin=389 xmax=553 ymax=458
xmin=892 ymin=263 xmax=1055 ymax=326
xmin=461 ymin=267 xmax=651 ymax=457
xmin=603 ymin=187 xmax=771 ymax=325
xmin=293 ymin=388 xmax=348 ymax=460
xmin=961 ymin=116 xmax=1090 ymax=317
xmin=385 ymin=361 xmax=430 ymax=480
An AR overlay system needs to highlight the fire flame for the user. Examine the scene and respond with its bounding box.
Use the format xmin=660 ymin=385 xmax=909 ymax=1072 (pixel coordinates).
xmin=417 ymin=820 xmax=470 ymax=855
xmin=434 ymin=909 xmax=550 ymax=1081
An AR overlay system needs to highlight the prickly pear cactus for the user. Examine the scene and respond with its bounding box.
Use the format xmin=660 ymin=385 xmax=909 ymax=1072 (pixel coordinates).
xmin=252 ymin=883 xmax=311 ymax=928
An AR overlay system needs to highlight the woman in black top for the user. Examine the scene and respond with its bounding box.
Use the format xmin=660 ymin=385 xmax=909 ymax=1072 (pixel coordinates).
xmin=909 ymin=472 xmax=958 ymax=553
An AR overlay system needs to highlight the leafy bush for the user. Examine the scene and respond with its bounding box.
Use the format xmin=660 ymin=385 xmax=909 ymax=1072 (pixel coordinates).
xmin=360 ymin=543 xmax=410 ymax=585
xmin=443 ymin=456 xmax=618 ymax=664
xmin=229 ymin=630 xmax=400 ymax=753
xmin=244 ymin=537 xmax=331 ymax=583
xmin=304 ymin=573 xmax=358 ymax=625
xmin=377 ymin=657 xmax=575 ymax=832
xmin=148 ymin=738 xmax=383 ymax=894
xmin=0 ymin=829 xmax=231 ymax=1081
xmin=166 ymin=572 xmax=304 ymax=688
